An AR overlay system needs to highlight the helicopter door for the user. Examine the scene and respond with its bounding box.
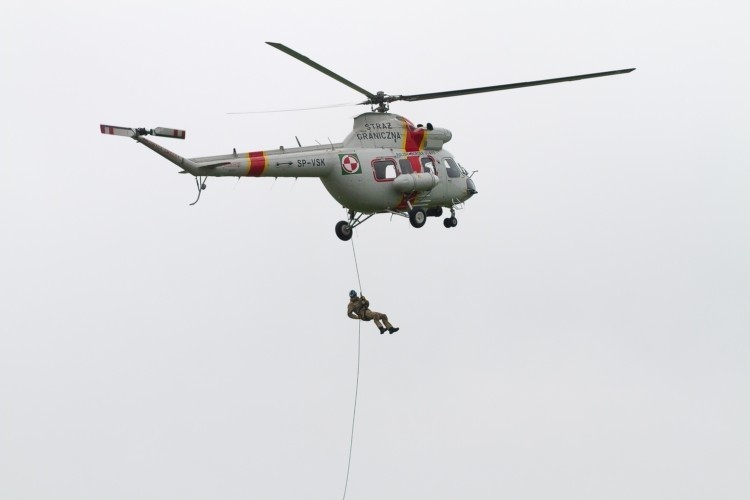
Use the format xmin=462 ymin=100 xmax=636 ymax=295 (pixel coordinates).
xmin=398 ymin=156 xmax=424 ymax=175
xmin=398 ymin=158 xmax=414 ymax=174
xmin=398 ymin=156 xmax=437 ymax=175
xmin=420 ymin=156 xmax=436 ymax=175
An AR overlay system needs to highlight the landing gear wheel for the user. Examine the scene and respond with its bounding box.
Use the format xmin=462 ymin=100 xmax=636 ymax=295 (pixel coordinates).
xmin=443 ymin=217 xmax=458 ymax=228
xmin=409 ymin=208 xmax=427 ymax=228
xmin=335 ymin=220 xmax=353 ymax=241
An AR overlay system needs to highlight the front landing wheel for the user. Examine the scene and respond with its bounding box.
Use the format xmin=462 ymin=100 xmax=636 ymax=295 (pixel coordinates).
xmin=443 ymin=217 xmax=458 ymax=228
xmin=335 ymin=220 xmax=353 ymax=241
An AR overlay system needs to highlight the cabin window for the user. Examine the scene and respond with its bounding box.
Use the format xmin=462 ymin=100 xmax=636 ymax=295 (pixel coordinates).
xmin=398 ymin=159 xmax=414 ymax=174
xmin=421 ymin=157 xmax=435 ymax=174
xmin=444 ymin=158 xmax=461 ymax=179
xmin=373 ymin=159 xmax=397 ymax=181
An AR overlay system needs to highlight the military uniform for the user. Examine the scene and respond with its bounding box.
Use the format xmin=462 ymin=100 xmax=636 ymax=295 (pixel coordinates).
xmin=347 ymin=294 xmax=399 ymax=334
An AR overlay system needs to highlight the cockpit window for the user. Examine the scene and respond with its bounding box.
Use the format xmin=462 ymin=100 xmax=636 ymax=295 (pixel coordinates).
xmin=373 ymin=159 xmax=397 ymax=181
xmin=444 ymin=158 xmax=461 ymax=178
xmin=421 ymin=157 xmax=435 ymax=174
xmin=398 ymin=158 xmax=414 ymax=175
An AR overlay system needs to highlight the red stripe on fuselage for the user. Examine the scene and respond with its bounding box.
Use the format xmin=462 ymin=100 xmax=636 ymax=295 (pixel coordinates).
xmin=246 ymin=151 xmax=267 ymax=176
xmin=408 ymin=155 xmax=422 ymax=173
xmin=404 ymin=125 xmax=426 ymax=152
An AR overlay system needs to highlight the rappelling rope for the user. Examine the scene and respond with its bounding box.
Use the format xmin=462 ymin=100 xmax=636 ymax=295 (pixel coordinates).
xmin=342 ymin=237 xmax=363 ymax=500
xmin=351 ymin=235 xmax=363 ymax=295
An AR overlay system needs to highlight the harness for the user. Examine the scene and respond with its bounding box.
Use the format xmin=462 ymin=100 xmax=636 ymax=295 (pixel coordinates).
xmin=353 ymin=299 xmax=371 ymax=321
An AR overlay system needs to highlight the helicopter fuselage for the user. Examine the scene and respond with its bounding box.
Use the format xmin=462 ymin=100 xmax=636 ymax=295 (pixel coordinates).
xmin=187 ymin=147 xmax=475 ymax=214
xmin=101 ymin=112 xmax=477 ymax=238
xmin=183 ymin=112 xmax=477 ymax=214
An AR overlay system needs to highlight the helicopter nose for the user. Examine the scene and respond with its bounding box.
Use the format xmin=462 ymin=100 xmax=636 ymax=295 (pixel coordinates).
xmin=466 ymin=177 xmax=478 ymax=197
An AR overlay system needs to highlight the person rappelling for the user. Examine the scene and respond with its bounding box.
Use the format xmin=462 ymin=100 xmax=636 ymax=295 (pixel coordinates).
xmin=347 ymin=290 xmax=400 ymax=334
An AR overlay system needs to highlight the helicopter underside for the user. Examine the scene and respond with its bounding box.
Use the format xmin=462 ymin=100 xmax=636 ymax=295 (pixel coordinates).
xmin=319 ymin=146 xmax=477 ymax=240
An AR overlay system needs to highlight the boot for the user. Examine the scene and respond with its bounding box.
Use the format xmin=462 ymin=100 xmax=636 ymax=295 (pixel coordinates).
xmin=388 ymin=327 xmax=400 ymax=334
xmin=379 ymin=326 xmax=387 ymax=334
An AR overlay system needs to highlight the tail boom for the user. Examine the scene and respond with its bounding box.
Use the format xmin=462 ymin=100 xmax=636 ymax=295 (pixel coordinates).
xmin=101 ymin=123 xmax=335 ymax=178
xmin=136 ymin=136 xmax=200 ymax=175
xmin=100 ymin=124 xmax=199 ymax=174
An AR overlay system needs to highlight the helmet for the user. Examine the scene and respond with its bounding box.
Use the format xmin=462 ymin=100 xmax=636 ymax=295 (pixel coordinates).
xmin=349 ymin=290 xmax=358 ymax=298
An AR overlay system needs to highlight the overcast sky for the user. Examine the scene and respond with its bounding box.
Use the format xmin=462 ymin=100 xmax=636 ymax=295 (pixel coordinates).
xmin=2 ymin=1 xmax=748 ymax=499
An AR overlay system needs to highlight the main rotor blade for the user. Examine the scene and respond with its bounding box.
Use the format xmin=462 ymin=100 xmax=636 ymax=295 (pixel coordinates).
xmin=266 ymin=42 xmax=378 ymax=100
xmin=227 ymin=102 xmax=358 ymax=115
xmin=396 ymin=68 xmax=636 ymax=103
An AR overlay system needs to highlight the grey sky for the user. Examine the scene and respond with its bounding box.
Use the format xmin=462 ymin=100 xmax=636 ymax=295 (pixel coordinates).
xmin=2 ymin=1 xmax=748 ymax=499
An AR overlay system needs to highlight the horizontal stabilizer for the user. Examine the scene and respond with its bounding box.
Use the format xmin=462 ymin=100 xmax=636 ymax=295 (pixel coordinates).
xmin=100 ymin=124 xmax=135 ymax=137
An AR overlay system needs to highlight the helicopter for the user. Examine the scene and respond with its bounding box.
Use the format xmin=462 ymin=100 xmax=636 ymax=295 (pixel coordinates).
xmin=101 ymin=42 xmax=634 ymax=241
